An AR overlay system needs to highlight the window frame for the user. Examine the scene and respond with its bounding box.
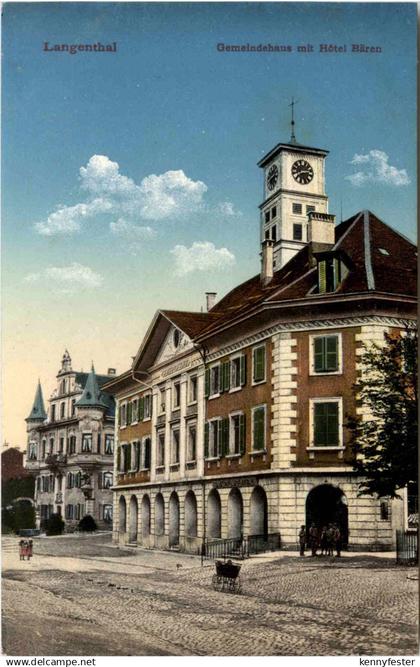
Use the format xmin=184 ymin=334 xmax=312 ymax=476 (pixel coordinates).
xmin=81 ymin=432 xmax=93 ymax=453
xmin=156 ymin=430 xmax=165 ymax=468
xmin=293 ymin=223 xmax=303 ymax=241
xmin=228 ymin=411 xmax=245 ymax=457
xmin=104 ymin=434 xmax=114 ymax=455
xmin=208 ymin=363 xmax=221 ymax=398
xmin=170 ymin=427 xmax=180 ymax=465
xmin=309 ymin=333 xmax=342 ymax=376
xmin=188 ymin=374 xmax=198 ymax=405
xmin=103 ymin=471 xmax=113 ymax=489
xmin=308 ymin=397 xmax=344 ymax=452
xmin=292 ymin=202 xmax=302 ymax=215
xmin=205 ymin=417 xmax=221 ymax=459
xmin=119 ymin=401 xmax=127 ymax=428
xmin=172 ymin=381 xmax=181 ymax=410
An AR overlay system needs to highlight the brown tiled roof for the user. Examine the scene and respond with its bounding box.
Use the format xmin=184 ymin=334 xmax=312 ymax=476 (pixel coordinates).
xmin=195 ymin=210 xmax=416 ymax=339
xmin=160 ymin=310 xmax=215 ymax=338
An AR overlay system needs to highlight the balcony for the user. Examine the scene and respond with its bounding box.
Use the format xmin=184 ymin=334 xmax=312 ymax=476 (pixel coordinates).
xmin=25 ymin=458 xmax=40 ymax=471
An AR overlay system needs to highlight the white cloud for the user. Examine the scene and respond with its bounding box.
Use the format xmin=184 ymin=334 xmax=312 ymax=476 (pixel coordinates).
xmin=216 ymin=201 xmax=242 ymax=217
xmin=35 ymin=155 xmax=208 ymax=236
xmin=171 ymin=241 xmax=235 ymax=276
xmin=24 ymin=263 xmax=103 ymax=293
xmin=139 ymin=170 xmax=207 ymax=220
xmin=34 ymin=198 xmax=112 ymax=236
xmin=110 ymin=218 xmax=156 ymax=241
xmin=345 ymin=150 xmax=410 ymax=187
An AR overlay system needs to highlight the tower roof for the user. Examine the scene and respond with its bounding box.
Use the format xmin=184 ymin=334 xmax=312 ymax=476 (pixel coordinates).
xmin=76 ymin=364 xmax=108 ymax=410
xmin=26 ymin=381 xmax=47 ymax=422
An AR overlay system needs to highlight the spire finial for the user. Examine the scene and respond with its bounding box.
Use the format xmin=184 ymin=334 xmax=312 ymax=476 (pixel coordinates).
xmin=289 ymin=97 xmax=298 ymax=144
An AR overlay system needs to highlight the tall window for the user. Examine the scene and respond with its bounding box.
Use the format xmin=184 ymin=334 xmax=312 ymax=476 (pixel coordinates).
xmin=292 ymin=202 xmax=302 ymax=214
xmin=68 ymin=435 xmax=76 ymax=455
xmin=41 ymin=440 xmax=46 ymax=459
xmin=157 ymin=431 xmax=165 ymax=467
xmin=313 ymin=400 xmax=340 ymax=447
xmin=189 ymin=375 xmax=198 ymax=404
xmin=312 ymin=335 xmax=340 ymax=374
xmin=159 ymin=386 xmax=166 ymax=414
xmin=230 ymin=413 xmax=246 ymax=455
xmin=60 ymin=403 xmax=65 ymax=419
xmin=205 ymin=420 xmax=220 ymax=459
xmin=171 ymin=428 xmax=180 ymax=464
xmin=144 ymin=394 xmax=152 ymax=419
xmin=103 ymin=505 xmax=113 ymax=522
xmin=131 ymin=399 xmax=138 ymax=423
xmin=71 ymin=399 xmax=76 ymax=416
xmin=59 ymin=437 xmax=64 ymax=452
xmin=49 ymin=438 xmax=54 ymax=454
xmin=252 ymin=345 xmax=266 ymax=384
xmin=206 ymin=364 xmax=221 ymax=397
xmin=103 ymin=472 xmax=113 ymax=489
xmin=252 ymin=405 xmax=266 ymax=451
xmin=143 ymin=437 xmax=151 ymax=469
xmin=173 ymin=382 xmax=181 ymax=409
xmin=51 ymin=405 xmax=56 ymax=422
xmin=104 ymin=434 xmax=114 ymax=455
xmin=230 ymin=354 xmax=246 ymax=389
xmin=187 ymin=422 xmax=197 ymax=462
xmin=293 ymin=223 xmax=303 ymax=241
xmin=28 ymin=442 xmax=37 ymax=460
xmin=81 ymin=433 xmax=92 ymax=452
xmin=119 ymin=403 xmax=127 ymax=427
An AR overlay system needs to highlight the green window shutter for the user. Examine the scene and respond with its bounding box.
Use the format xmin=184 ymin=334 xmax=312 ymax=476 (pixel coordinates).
xmin=314 ymin=403 xmax=327 ymax=445
xmin=314 ymin=337 xmax=324 ymax=372
xmin=139 ymin=397 xmax=144 ymax=421
xmin=119 ymin=405 xmax=122 ymax=426
xmin=205 ymin=369 xmax=210 ymax=398
xmin=239 ymin=414 xmax=246 ymax=454
xmin=204 ymin=422 xmax=209 ymax=458
xmin=222 ymin=361 xmax=230 ymax=392
xmin=222 ymin=417 xmax=229 ymax=456
xmin=126 ymin=444 xmax=131 ymax=470
xmin=240 ymin=355 xmax=247 ymax=386
xmin=253 ymin=347 xmax=266 ymax=383
xmin=253 ymin=407 xmax=265 ymax=450
xmin=144 ymin=439 xmax=151 ymax=469
xmin=326 ymin=403 xmax=339 ymax=445
xmin=127 ymin=402 xmax=132 ymax=424
xmin=117 ymin=447 xmax=121 ymax=471
xmin=217 ymin=419 xmax=223 ymax=457
xmin=318 ymin=260 xmax=326 ymax=293
xmin=326 ymin=336 xmax=338 ymax=372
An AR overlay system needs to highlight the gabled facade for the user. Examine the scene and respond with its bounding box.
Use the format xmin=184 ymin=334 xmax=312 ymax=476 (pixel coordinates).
xmin=104 ymin=134 xmax=417 ymax=552
xmin=25 ymin=352 xmax=116 ymax=530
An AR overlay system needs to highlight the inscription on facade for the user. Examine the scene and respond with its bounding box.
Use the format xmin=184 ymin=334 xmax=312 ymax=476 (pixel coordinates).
xmin=213 ymin=476 xmax=259 ymax=489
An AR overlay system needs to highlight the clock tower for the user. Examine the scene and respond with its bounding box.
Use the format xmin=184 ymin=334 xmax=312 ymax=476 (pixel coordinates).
xmin=258 ymin=115 xmax=330 ymax=271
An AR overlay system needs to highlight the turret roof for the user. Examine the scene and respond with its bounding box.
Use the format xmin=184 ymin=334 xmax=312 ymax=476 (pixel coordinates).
xmin=26 ymin=381 xmax=47 ymax=422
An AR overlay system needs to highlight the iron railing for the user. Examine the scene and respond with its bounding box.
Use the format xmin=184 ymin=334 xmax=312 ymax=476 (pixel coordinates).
xmin=201 ymin=533 xmax=281 ymax=563
xmin=396 ymin=530 xmax=418 ymax=566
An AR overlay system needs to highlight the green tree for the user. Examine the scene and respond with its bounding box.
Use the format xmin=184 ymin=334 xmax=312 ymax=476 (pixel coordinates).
xmin=348 ymin=327 xmax=418 ymax=498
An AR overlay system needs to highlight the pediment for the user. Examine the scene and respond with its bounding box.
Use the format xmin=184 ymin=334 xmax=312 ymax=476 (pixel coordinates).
xmin=154 ymin=325 xmax=194 ymax=366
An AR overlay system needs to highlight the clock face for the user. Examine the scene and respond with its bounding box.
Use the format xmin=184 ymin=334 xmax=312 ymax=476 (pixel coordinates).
xmin=266 ymin=164 xmax=279 ymax=191
xmin=292 ymin=159 xmax=314 ymax=185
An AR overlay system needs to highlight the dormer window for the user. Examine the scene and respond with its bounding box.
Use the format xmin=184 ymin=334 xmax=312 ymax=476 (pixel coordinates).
xmin=316 ymin=252 xmax=349 ymax=294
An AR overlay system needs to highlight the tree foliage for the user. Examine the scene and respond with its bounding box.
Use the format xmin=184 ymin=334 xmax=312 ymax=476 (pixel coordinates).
xmin=77 ymin=514 xmax=97 ymax=532
xmin=348 ymin=327 xmax=418 ymax=498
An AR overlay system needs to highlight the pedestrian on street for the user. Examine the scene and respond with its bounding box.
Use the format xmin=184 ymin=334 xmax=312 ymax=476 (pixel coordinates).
xmin=326 ymin=524 xmax=335 ymax=557
xmin=309 ymin=523 xmax=319 ymax=557
xmin=320 ymin=526 xmax=328 ymax=556
xmin=298 ymin=525 xmax=306 ymax=556
xmin=334 ymin=525 xmax=342 ymax=557
xmin=27 ymin=539 xmax=33 ymax=560
xmin=19 ymin=539 xmax=25 ymax=561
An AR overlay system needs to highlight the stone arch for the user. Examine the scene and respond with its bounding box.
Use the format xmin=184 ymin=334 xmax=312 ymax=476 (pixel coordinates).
xmin=141 ymin=494 xmax=151 ymax=538
xmin=129 ymin=495 xmax=138 ymax=543
xmin=207 ymin=489 xmax=221 ymax=539
xmin=306 ymin=483 xmax=349 ymax=548
xmin=185 ymin=490 xmax=197 ymax=537
xmin=249 ymin=485 xmax=268 ymax=536
xmin=228 ymin=487 xmax=243 ymax=540
xmin=155 ymin=493 xmax=165 ymax=536
xmin=118 ymin=495 xmax=126 ymax=533
xmin=169 ymin=491 xmax=180 ymax=547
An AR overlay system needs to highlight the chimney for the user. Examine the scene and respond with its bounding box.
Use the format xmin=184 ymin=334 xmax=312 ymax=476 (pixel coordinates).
xmin=205 ymin=292 xmax=217 ymax=312
xmin=261 ymin=239 xmax=274 ymax=286
xmin=308 ymin=211 xmax=336 ymax=249
xmin=107 ymin=368 xmax=116 ymax=376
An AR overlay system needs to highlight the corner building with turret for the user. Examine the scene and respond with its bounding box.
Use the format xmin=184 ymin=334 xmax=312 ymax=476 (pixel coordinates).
xmin=25 ymin=352 xmax=116 ymax=530
xmin=103 ymin=132 xmax=417 ymax=552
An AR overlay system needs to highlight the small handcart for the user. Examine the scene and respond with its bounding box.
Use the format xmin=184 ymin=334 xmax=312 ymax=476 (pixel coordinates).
xmin=212 ymin=559 xmax=242 ymax=593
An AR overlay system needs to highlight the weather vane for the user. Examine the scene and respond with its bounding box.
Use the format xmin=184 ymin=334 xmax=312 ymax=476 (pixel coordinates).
xmin=289 ymin=97 xmax=298 ymax=144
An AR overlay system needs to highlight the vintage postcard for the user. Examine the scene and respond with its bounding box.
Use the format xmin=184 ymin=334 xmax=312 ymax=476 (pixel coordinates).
xmin=2 ymin=1 xmax=418 ymax=660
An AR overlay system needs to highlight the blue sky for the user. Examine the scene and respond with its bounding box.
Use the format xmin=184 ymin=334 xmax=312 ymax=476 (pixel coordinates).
xmin=2 ymin=2 xmax=417 ymax=445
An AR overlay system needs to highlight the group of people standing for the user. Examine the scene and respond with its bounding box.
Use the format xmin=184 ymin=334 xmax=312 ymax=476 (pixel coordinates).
xmin=299 ymin=523 xmax=342 ymax=557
